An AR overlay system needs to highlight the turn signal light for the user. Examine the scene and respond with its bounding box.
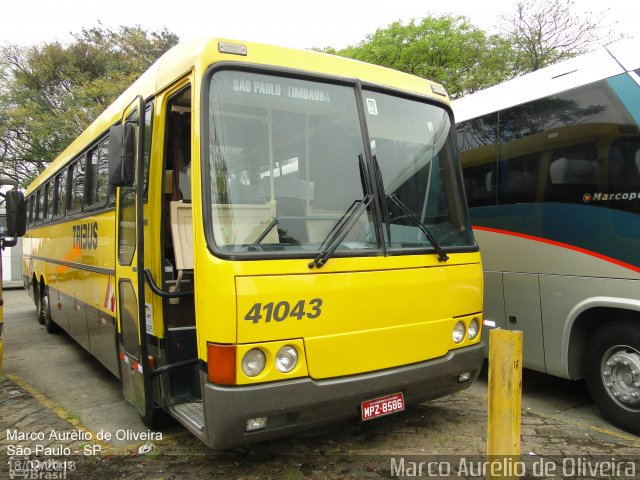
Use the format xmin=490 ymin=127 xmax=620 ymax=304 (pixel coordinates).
xmin=207 ymin=343 xmax=236 ymax=385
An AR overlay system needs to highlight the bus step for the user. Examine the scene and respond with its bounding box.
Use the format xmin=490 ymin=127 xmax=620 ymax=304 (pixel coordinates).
xmin=170 ymin=402 xmax=205 ymax=432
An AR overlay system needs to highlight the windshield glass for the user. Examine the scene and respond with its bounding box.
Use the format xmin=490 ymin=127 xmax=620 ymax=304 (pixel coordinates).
xmin=364 ymin=90 xmax=474 ymax=249
xmin=205 ymin=70 xmax=474 ymax=257
xmin=206 ymin=71 xmax=375 ymax=254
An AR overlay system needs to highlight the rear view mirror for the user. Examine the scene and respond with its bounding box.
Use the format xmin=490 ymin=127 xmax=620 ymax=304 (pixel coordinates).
xmin=4 ymin=189 xmax=25 ymax=238
xmin=108 ymin=123 xmax=136 ymax=187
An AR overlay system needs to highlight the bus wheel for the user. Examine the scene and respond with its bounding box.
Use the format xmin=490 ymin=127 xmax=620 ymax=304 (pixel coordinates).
xmin=39 ymin=285 xmax=59 ymax=334
xmin=36 ymin=284 xmax=46 ymax=325
xmin=140 ymin=404 xmax=167 ymax=429
xmin=585 ymin=321 xmax=640 ymax=435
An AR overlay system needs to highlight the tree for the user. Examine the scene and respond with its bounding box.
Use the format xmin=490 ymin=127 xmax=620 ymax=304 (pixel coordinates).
xmin=499 ymin=0 xmax=625 ymax=74
xmin=0 ymin=25 xmax=179 ymax=186
xmin=328 ymin=15 xmax=516 ymax=100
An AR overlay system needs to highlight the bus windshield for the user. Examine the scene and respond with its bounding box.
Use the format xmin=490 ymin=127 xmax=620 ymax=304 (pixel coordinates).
xmin=205 ymin=70 xmax=473 ymax=256
xmin=364 ymin=89 xmax=474 ymax=250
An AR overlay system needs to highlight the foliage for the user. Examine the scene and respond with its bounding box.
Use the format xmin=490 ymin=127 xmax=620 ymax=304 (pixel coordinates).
xmin=498 ymin=0 xmax=625 ymax=73
xmin=326 ymin=2 xmax=624 ymax=98
xmin=0 ymin=25 xmax=178 ymax=186
xmin=329 ymin=15 xmax=516 ymax=100
xmin=0 ymin=4 xmax=625 ymax=186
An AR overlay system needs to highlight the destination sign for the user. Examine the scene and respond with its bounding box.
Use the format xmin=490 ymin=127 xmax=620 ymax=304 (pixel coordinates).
xmin=231 ymin=77 xmax=332 ymax=103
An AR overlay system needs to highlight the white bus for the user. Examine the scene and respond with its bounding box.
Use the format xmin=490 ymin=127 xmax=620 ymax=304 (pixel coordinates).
xmin=453 ymin=41 xmax=640 ymax=434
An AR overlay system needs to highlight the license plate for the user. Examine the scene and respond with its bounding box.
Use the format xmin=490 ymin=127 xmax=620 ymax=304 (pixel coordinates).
xmin=361 ymin=392 xmax=405 ymax=421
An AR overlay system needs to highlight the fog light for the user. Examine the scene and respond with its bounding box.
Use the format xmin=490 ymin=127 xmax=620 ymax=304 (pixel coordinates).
xmin=458 ymin=372 xmax=471 ymax=382
xmin=453 ymin=321 xmax=466 ymax=343
xmin=468 ymin=318 xmax=480 ymax=340
xmin=241 ymin=349 xmax=266 ymax=377
xmin=246 ymin=417 xmax=268 ymax=432
xmin=275 ymin=345 xmax=298 ymax=373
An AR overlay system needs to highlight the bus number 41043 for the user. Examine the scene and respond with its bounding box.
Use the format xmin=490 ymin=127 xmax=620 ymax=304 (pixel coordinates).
xmin=244 ymin=298 xmax=323 ymax=324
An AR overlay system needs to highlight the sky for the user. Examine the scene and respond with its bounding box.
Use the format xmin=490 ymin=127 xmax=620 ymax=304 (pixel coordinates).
xmin=1 ymin=0 xmax=637 ymax=50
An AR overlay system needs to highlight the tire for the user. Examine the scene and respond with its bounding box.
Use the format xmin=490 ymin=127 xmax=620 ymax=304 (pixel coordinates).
xmin=38 ymin=285 xmax=59 ymax=334
xmin=140 ymin=403 xmax=167 ymax=429
xmin=585 ymin=321 xmax=640 ymax=435
xmin=36 ymin=284 xmax=45 ymax=325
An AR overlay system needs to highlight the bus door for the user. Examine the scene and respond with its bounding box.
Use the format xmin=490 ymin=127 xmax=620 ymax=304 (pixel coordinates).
xmin=155 ymin=84 xmax=199 ymax=406
xmin=110 ymin=97 xmax=153 ymax=418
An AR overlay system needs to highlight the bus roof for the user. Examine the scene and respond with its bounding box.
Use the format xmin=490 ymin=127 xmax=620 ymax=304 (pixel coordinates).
xmin=26 ymin=37 xmax=450 ymax=195
xmin=452 ymin=40 xmax=640 ymax=124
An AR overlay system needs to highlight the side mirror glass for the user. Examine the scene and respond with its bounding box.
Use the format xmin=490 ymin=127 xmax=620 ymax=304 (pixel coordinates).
xmin=108 ymin=123 xmax=136 ymax=187
xmin=5 ymin=190 xmax=26 ymax=237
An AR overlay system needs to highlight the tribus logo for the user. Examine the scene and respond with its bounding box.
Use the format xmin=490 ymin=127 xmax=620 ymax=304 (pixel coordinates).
xmin=72 ymin=221 xmax=98 ymax=250
xmin=583 ymin=192 xmax=640 ymax=203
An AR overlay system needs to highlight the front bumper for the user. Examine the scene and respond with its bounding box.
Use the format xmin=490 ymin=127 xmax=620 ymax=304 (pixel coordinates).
xmin=201 ymin=342 xmax=484 ymax=450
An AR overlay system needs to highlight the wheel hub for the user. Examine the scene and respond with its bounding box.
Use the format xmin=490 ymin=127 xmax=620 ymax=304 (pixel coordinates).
xmin=601 ymin=345 xmax=640 ymax=410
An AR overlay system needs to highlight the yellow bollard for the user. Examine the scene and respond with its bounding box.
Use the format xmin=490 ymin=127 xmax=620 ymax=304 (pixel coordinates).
xmin=487 ymin=328 xmax=523 ymax=462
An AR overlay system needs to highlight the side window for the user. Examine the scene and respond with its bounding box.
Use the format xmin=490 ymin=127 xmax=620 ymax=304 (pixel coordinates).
xmin=548 ymin=144 xmax=599 ymax=185
xmin=54 ymin=170 xmax=67 ymax=219
xmin=98 ymin=140 xmax=111 ymax=205
xmin=118 ymin=110 xmax=139 ymax=266
xmin=607 ymin=138 xmax=640 ymax=216
xmin=44 ymin=182 xmax=53 ymax=222
xmin=609 ymin=138 xmax=640 ymax=191
xmin=35 ymin=189 xmax=43 ymax=223
xmin=87 ymin=139 xmax=110 ymax=208
xmin=118 ymin=186 xmax=136 ymax=265
xmin=165 ymin=89 xmax=191 ymax=202
xmin=458 ymin=113 xmax=498 ymax=207
xmin=69 ymin=156 xmax=86 ymax=212
xmin=143 ymin=102 xmax=153 ymax=199
xmin=118 ymin=280 xmax=140 ymax=359
xmin=27 ymin=196 xmax=33 ymax=226
xmin=497 ymin=104 xmax=547 ymax=206
xmin=496 ymin=152 xmax=541 ymax=205
xmin=500 ymin=80 xmax=636 ymax=207
xmin=117 ymin=101 xmax=152 ymax=265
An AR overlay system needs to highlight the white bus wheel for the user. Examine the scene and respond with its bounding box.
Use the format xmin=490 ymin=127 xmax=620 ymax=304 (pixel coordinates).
xmin=585 ymin=320 xmax=640 ymax=435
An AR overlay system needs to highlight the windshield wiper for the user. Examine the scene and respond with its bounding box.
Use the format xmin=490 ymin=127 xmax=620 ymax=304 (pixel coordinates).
xmin=387 ymin=193 xmax=449 ymax=262
xmin=308 ymin=194 xmax=373 ymax=269
xmin=252 ymin=217 xmax=279 ymax=245
xmin=371 ymin=155 xmax=392 ymax=242
xmin=370 ymin=154 xmax=448 ymax=263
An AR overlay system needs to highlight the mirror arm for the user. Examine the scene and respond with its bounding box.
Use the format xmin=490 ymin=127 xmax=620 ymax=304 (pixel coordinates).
xmin=1 ymin=237 xmax=18 ymax=249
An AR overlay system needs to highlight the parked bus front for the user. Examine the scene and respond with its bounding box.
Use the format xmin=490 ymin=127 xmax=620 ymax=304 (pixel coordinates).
xmin=22 ymin=38 xmax=483 ymax=449
xmin=194 ymin=68 xmax=483 ymax=447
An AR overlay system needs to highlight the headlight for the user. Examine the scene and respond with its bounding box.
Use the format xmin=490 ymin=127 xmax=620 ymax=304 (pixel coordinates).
xmin=241 ymin=349 xmax=266 ymax=377
xmin=275 ymin=345 xmax=298 ymax=373
xmin=468 ymin=318 xmax=480 ymax=340
xmin=453 ymin=321 xmax=466 ymax=343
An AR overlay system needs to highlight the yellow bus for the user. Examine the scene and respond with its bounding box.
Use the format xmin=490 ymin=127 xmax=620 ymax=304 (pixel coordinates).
xmin=0 ymin=178 xmax=26 ymax=374
xmin=22 ymin=38 xmax=483 ymax=449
